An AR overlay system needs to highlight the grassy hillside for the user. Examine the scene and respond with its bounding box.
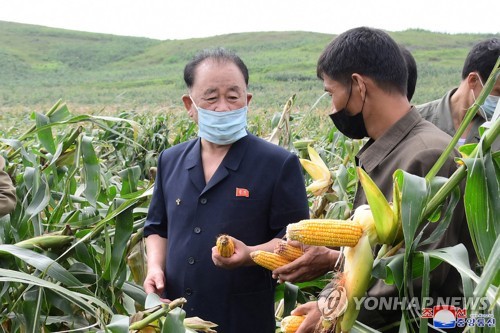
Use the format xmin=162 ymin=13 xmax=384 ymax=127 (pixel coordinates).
xmin=0 ymin=21 xmax=499 ymax=116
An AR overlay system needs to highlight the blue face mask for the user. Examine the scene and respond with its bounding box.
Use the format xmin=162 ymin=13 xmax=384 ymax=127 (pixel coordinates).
xmin=190 ymin=97 xmax=248 ymax=145
xmin=481 ymin=95 xmax=499 ymax=121
xmin=475 ymin=75 xmax=499 ymax=121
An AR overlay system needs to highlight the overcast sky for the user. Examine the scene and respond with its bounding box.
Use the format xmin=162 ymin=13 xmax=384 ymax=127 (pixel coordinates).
xmin=0 ymin=0 xmax=499 ymax=40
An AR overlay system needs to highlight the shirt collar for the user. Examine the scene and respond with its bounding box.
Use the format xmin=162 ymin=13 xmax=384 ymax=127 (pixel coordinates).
xmin=185 ymin=134 xmax=250 ymax=171
xmin=357 ymin=107 xmax=422 ymax=173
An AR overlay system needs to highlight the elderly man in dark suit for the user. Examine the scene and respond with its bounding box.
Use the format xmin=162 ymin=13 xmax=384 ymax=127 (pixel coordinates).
xmin=143 ymin=48 xmax=309 ymax=332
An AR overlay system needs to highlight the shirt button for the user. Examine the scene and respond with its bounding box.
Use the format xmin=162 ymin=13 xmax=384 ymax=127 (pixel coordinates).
xmin=188 ymin=256 xmax=195 ymax=265
xmin=194 ymin=227 xmax=201 ymax=234
xmin=200 ymin=197 xmax=207 ymax=204
xmin=185 ymin=288 xmax=193 ymax=296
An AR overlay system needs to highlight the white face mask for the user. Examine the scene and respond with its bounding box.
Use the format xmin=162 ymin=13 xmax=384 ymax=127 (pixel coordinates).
xmin=190 ymin=96 xmax=248 ymax=145
xmin=474 ymin=75 xmax=499 ymax=121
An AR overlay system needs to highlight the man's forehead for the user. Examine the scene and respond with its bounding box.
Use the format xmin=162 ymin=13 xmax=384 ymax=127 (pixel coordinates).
xmin=201 ymin=86 xmax=242 ymax=94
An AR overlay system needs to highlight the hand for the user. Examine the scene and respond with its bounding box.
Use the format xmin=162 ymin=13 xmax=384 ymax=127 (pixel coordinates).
xmin=143 ymin=266 xmax=170 ymax=302
xmin=292 ymin=301 xmax=322 ymax=333
xmin=211 ymin=236 xmax=252 ymax=269
xmin=272 ymin=242 xmax=340 ymax=283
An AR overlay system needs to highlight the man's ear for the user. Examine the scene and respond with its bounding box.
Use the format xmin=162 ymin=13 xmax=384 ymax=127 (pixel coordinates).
xmin=182 ymin=94 xmax=193 ymax=111
xmin=351 ymin=73 xmax=366 ymax=98
xmin=466 ymin=72 xmax=481 ymax=90
xmin=246 ymin=93 xmax=253 ymax=105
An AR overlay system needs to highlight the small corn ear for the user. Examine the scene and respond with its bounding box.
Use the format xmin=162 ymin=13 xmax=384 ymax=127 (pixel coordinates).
xmin=281 ymin=315 xmax=305 ymax=333
xmin=250 ymin=250 xmax=291 ymax=271
xmin=216 ymin=235 xmax=234 ymax=258
xmin=274 ymin=240 xmax=304 ymax=261
xmin=286 ymin=219 xmax=363 ymax=247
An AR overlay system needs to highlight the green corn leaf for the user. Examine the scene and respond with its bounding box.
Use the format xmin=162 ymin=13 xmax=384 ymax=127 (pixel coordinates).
xmin=162 ymin=307 xmax=187 ymax=333
xmin=104 ymin=314 xmax=129 ymax=333
xmin=474 ymin=236 xmax=500 ymax=299
xmin=122 ymin=281 xmax=147 ymax=306
xmin=81 ymin=135 xmax=100 ymax=207
xmin=108 ymin=198 xmax=134 ymax=285
xmin=48 ymin=103 xmax=71 ymax=123
xmin=372 ymin=254 xmax=442 ymax=291
xmin=419 ymin=177 xmax=460 ymax=247
xmin=119 ymin=165 xmax=142 ymax=195
xmin=0 ymin=245 xmax=84 ymax=289
xmin=25 ymin=179 xmax=50 ymax=224
xmin=283 ymin=282 xmax=299 ymax=317
xmin=35 ymin=112 xmax=56 ymax=154
xmin=419 ymin=253 xmax=430 ymax=333
xmin=0 ymin=268 xmax=112 ymax=316
xmin=461 ymin=155 xmax=497 ymax=266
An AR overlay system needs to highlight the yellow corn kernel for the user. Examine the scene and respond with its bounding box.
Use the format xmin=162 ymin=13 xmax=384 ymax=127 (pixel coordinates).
xmin=216 ymin=235 xmax=235 ymax=258
xmin=274 ymin=240 xmax=304 ymax=261
xmin=281 ymin=315 xmax=305 ymax=333
xmin=286 ymin=219 xmax=363 ymax=247
xmin=250 ymin=250 xmax=291 ymax=271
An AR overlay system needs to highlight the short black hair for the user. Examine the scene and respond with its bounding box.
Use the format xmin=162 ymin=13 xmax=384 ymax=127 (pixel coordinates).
xmin=183 ymin=47 xmax=249 ymax=88
xmin=461 ymin=38 xmax=500 ymax=82
xmin=400 ymin=45 xmax=418 ymax=101
xmin=317 ymin=27 xmax=408 ymax=96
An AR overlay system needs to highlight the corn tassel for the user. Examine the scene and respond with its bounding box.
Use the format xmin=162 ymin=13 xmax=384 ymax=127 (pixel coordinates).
xmin=250 ymin=250 xmax=291 ymax=271
xmin=281 ymin=315 xmax=305 ymax=333
xmin=286 ymin=219 xmax=363 ymax=247
xmin=216 ymin=235 xmax=235 ymax=258
xmin=274 ymin=240 xmax=304 ymax=261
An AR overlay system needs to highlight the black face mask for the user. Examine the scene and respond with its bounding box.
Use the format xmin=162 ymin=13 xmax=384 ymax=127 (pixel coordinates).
xmin=329 ymin=83 xmax=368 ymax=139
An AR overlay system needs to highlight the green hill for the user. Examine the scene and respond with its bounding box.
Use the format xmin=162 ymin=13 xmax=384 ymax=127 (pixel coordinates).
xmin=0 ymin=20 xmax=498 ymax=114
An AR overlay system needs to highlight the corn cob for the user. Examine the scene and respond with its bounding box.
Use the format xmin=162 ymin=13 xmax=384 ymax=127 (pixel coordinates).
xmin=281 ymin=315 xmax=305 ymax=333
xmin=274 ymin=240 xmax=304 ymax=261
xmin=250 ymin=250 xmax=291 ymax=271
xmin=286 ymin=219 xmax=363 ymax=247
xmin=15 ymin=235 xmax=74 ymax=250
xmin=216 ymin=235 xmax=235 ymax=258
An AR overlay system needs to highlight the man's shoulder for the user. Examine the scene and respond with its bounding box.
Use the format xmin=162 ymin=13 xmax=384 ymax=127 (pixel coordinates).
xmin=405 ymin=118 xmax=455 ymax=154
xmin=416 ymin=98 xmax=440 ymax=120
xmin=158 ymin=139 xmax=197 ymax=160
xmin=245 ymin=134 xmax=295 ymax=159
xmin=415 ymin=89 xmax=456 ymax=122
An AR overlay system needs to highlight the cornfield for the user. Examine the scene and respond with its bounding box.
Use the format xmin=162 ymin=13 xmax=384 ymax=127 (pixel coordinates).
xmin=0 ymin=59 xmax=499 ymax=333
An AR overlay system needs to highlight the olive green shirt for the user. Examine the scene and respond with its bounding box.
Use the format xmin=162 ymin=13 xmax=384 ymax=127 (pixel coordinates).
xmin=354 ymin=107 xmax=474 ymax=331
xmin=0 ymin=155 xmax=16 ymax=217
xmin=416 ymin=88 xmax=490 ymax=146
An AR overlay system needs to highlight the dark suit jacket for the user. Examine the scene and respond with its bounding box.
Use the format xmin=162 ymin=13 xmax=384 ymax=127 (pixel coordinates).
xmin=145 ymin=133 xmax=309 ymax=332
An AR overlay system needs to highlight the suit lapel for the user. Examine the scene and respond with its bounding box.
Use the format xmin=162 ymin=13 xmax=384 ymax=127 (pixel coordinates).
xmin=200 ymin=134 xmax=250 ymax=196
xmin=185 ymin=139 xmax=205 ymax=193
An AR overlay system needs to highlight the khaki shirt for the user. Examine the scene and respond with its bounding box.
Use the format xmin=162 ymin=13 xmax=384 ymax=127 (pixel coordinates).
xmin=0 ymin=155 xmax=16 ymax=217
xmin=354 ymin=108 xmax=474 ymax=330
xmin=417 ymin=88 xmax=488 ymax=145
